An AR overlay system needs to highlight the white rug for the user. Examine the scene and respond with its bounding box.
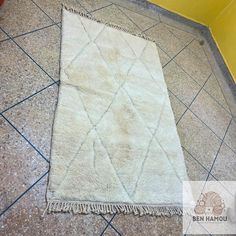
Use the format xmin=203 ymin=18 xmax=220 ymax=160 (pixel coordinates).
xmin=46 ymin=6 xmax=189 ymax=216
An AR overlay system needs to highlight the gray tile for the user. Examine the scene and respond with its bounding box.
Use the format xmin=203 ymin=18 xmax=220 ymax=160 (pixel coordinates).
xmin=79 ymin=0 xmax=111 ymax=12
xmin=103 ymin=226 xmax=120 ymax=235
xmin=201 ymin=38 xmax=236 ymax=120
xmin=0 ymin=0 xmax=53 ymax=36
xmin=15 ymin=25 xmax=60 ymax=81
xmin=1 ymin=177 xmax=107 ymax=236
xmin=159 ymin=13 xmax=201 ymax=37
xmin=164 ymin=61 xmax=201 ymax=106
xmin=157 ymin=46 xmax=171 ymax=66
xmin=112 ymin=214 xmax=182 ymax=236
xmin=145 ymin=23 xmax=186 ymax=57
xmin=190 ymin=90 xmax=232 ymax=139
xmin=168 ymin=92 xmax=187 ymax=123
xmin=177 ymin=110 xmax=221 ymax=171
xmin=0 ymin=41 xmax=53 ymax=112
xmin=4 ymin=85 xmax=58 ymax=159
xmin=188 ymin=39 xmax=209 ymax=65
xmin=211 ymin=143 xmax=236 ymax=180
xmin=183 ymin=149 xmax=209 ymax=181
xmin=204 ymin=74 xmax=231 ymax=113
xmin=92 ymin=4 xmax=140 ymax=33
xmin=206 ymin=174 xmax=217 ymax=181
xmin=186 ymin=221 xmax=212 ymax=235
xmin=57 ymin=23 xmax=62 ymax=29
xmin=0 ymin=29 xmax=8 ymax=41
xmin=164 ymin=23 xmax=194 ymax=45
xmin=33 ymin=0 xmax=62 ymax=23
xmin=109 ymin=0 xmax=160 ymax=21
xmin=224 ymin=119 xmax=236 ymax=153
xmin=174 ymin=47 xmax=212 ymax=86
xmin=0 ymin=117 xmax=48 ymax=213
xmin=118 ymin=6 xmax=158 ymax=31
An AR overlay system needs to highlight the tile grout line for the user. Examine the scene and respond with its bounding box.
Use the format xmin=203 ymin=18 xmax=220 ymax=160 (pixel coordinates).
xmin=171 ymin=87 xmax=236 ymax=156
xmin=171 ymin=60 xmax=231 ymax=116
xmin=31 ymin=0 xmax=57 ymax=24
xmin=1 ymin=81 xmax=57 ymax=114
xmin=73 ymin=1 xmax=90 ymax=14
xmin=162 ymin=20 xmax=201 ymax=39
xmin=181 ymin=40 xmax=233 ymax=115
xmin=188 ymin=73 xmax=211 ymax=107
xmin=167 ymin=89 xmax=188 ymax=124
xmin=0 ymin=114 xmax=49 ymax=163
xmin=0 ymin=38 xmax=9 ymax=43
xmin=112 ymin=1 xmax=201 ymax=38
xmin=163 ymin=38 xmax=195 ymax=68
xmin=174 ymin=70 xmax=210 ymax=126
xmin=116 ymin=5 xmax=147 ymax=32
xmin=12 ymin=22 xmax=59 ymax=40
xmin=160 ymin=34 xmax=232 ymax=116
xmin=111 ymin=1 xmax=161 ymax=22
xmin=103 ymin=214 xmax=122 ymax=236
xmin=173 ymin=56 xmax=232 ymax=116
xmin=163 ymin=23 xmax=193 ymax=42
xmin=186 ymin=180 xmax=215 ymax=234
xmin=142 ymin=25 xmax=173 ymax=57
xmin=201 ymin=42 xmax=235 ymax=118
xmin=202 ymin=87 xmax=232 ymax=115
xmin=100 ymin=214 xmax=119 ymax=236
xmin=0 ymin=27 xmax=56 ymax=84
xmin=89 ymin=3 xmax=113 ymax=14
xmin=0 ymin=22 xmax=59 ymax=43
xmin=184 ymin=140 xmax=219 ymax=184
xmin=172 ymin=40 xmax=232 ymax=115
xmin=187 ymin=39 xmax=210 ymax=63
xmin=0 ymin=171 xmax=48 ymax=218
xmin=170 ymin=68 xmax=211 ymax=112
xmin=147 ymin=1 xmax=204 ymax=37
xmin=189 ymin=109 xmax=236 ymax=155
xmin=141 ymin=21 xmax=160 ymax=33
xmin=182 ymin=146 xmax=210 ymax=174
xmin=57 ymin=22 xmax=62 ymax=29
xmin=205 ymin=118 xmax=233 ymax=181
xmin=100 ymin=214 xmax=122 ymax=236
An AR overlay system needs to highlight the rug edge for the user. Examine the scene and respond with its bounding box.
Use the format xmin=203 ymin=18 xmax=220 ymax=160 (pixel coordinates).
xmin=45 ymin=200 xmax=183 ymax=217
xmin=62 ymin=0 xmax=158 ymax=45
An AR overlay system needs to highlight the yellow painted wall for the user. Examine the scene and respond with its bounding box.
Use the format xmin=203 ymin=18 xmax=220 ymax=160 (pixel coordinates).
xmin=149 ymin=0 xmax=236 ymax=82
xmin=149 ymin=0 xmax=232 ymax=26
xmin=209 ymin=0 xmax=236 ymax=83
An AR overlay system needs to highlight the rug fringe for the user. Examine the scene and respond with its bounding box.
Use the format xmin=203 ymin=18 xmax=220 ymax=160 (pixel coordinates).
xmin=46 ymin=200 xmax=183 ymax=217
xmin=62 ymin=1 xmax=158 ymax=45
xmin=51 ymin=3 xmax=183 ymax=218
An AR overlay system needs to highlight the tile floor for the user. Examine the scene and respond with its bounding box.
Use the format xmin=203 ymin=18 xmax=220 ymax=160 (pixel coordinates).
xmin=0 ymin=0 xmax=236 ymax=235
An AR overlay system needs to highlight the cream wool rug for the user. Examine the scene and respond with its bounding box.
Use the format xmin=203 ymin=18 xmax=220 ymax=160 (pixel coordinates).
xmin=46 ymin=6 xmax=189 ymax=216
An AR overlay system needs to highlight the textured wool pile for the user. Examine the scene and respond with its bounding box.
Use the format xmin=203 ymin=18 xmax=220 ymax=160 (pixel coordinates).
xmin=46 ymin=6 xmax=189 ymax=216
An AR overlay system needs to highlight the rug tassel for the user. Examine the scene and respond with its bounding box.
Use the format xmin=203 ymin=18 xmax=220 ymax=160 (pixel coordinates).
xmin=45 ymin=201 xmax=183 ymax=217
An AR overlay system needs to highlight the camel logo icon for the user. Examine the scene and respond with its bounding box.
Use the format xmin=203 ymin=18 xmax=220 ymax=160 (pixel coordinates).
xmin=183 ymin=181 xmax=236 ymax=234
xmin=194 ymin=191 xmax=225 ymax=216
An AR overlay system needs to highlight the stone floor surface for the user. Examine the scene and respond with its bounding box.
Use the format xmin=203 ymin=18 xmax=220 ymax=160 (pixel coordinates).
xmin=0 ymin=0 xmax=236 ymax=235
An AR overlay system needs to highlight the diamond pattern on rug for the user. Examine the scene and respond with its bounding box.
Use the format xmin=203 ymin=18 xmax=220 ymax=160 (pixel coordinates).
xmin=47 ymin=9 xmax=189 ymax=212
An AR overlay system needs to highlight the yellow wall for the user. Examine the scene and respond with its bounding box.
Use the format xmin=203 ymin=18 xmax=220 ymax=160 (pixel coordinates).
xmin=149 ymin=0 xmax=236 ymax=82
xmin=209 ymin=0 xmax=236 ymax=83
xmin=149 ymin=0 xmax=232 ymax=26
